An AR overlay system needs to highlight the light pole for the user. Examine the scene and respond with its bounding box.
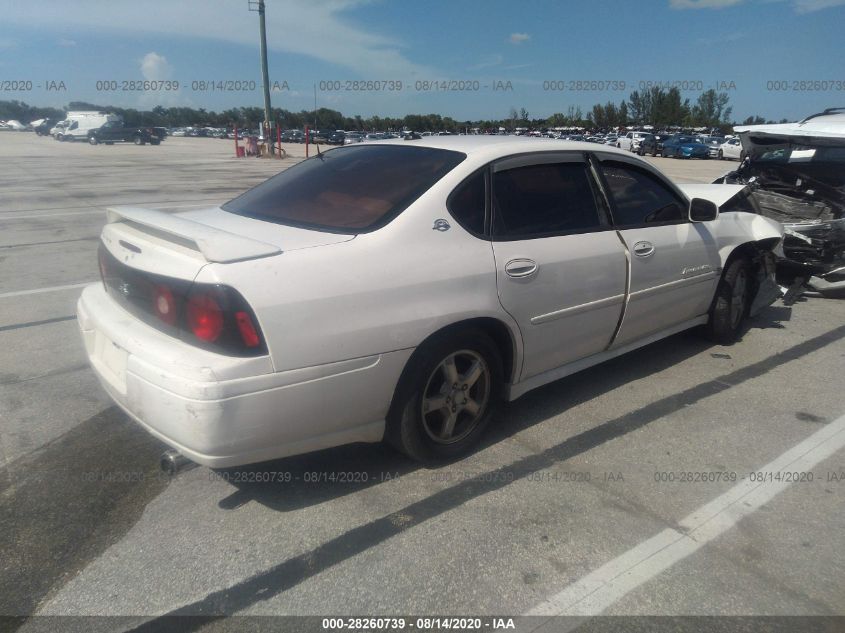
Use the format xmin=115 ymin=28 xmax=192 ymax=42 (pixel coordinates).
xmin=249 ymin=0 xmax=273 ymax=155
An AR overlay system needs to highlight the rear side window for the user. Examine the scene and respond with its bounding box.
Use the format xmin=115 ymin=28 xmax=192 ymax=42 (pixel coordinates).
xmin=448 ymin=170 xmax=486 ymax=235
xmin=492 ymin=162 xmax=602 ymax=238
xmin=222 ymin=145 xmax=466 ymax=233
xmin=600 ymin=161 xmax=686 ymax=226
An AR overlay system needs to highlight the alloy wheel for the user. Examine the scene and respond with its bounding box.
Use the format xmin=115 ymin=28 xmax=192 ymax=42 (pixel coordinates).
xmin=421 ymin=350 xmax=491 ymax=444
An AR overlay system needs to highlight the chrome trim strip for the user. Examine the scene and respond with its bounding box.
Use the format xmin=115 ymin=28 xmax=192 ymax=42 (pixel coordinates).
xmin=530 ymin=293 xmax=625 ymax=325
xmin=629 ymin=270 xmax=718 ymax=300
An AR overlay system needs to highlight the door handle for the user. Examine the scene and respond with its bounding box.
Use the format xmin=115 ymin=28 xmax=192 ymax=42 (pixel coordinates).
xmin=505 ymin=258 xmax=538 ymax=278
xmin=633 ymin=241 xmax=655 ymax=258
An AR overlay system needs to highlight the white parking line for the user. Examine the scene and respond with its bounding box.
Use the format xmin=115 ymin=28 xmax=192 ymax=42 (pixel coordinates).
xmin=0 ymin=210 xmax=103 ymax=221
xmin=0 ymin=282 xmax=95 ymax=299
xmin=526 ymin=413 xmax=845 ymax=618
xmin=0 ymin=199 xmax=227 ymax=221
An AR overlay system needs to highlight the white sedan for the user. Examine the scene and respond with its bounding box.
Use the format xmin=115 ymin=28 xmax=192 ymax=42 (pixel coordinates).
xmin=718 ymin=137 xmax=745 ymax=160
xmin=77 ymin=137 xmax=782 ymax=467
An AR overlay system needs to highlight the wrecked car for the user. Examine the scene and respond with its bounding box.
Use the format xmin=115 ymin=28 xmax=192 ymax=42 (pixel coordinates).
xmin=715 ymin=107 xmax=845 ymax=298
xmin=78 ymin=137 xmax=782 ymax=468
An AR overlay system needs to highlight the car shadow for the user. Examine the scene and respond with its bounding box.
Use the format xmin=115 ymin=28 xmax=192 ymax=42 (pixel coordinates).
xmin=214 ymin=315 xmax=782 ymax=513
xmin=134 ymin=317 xmax=845 ymax=627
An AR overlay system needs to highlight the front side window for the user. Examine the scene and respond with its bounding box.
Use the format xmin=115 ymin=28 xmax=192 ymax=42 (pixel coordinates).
xmin=492 ymin=162 xmax=602 ymax=238
xmin=600 ymin=161 xmax=687 ymax=226
xmin=223 ymin=145 xmax=466 ymax=233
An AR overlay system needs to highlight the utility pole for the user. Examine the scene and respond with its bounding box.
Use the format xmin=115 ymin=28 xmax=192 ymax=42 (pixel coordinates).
xmin=249 ymin=0 xmax=273 ymax=155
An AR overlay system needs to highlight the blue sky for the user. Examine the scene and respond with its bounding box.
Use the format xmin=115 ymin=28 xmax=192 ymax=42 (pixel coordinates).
xmin=1 ymin=0 xmax=843 ymax=122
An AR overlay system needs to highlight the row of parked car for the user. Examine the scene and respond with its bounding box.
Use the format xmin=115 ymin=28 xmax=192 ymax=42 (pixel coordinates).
xmin=612 ymin=130 xmax=745 ymax=160
xmin=34 ymin=113 xmax=165 ymax=145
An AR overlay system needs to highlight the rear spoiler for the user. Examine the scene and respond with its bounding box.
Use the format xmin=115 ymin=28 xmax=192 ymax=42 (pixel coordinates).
xmin=106 ymin=206 xmax=281 ymax=263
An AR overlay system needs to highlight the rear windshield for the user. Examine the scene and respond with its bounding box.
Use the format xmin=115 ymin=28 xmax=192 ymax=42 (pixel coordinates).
xmin=222 ymin=144 xmax=466 ymax=233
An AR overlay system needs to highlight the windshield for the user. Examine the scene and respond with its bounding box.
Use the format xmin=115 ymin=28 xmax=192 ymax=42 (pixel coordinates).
xmin=222 ymin=144 xmax=465 ymax=233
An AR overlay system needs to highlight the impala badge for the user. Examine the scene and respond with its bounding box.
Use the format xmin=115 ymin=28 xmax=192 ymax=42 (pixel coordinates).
xmin=432 ymin=218 xmax=451 ymax=232
xmin=682 ymin=264 xmax=712 ymax=277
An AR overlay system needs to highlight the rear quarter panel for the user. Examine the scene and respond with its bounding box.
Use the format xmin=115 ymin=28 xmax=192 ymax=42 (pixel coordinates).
xmin=194 ymin=161 xmax=521 ymax=373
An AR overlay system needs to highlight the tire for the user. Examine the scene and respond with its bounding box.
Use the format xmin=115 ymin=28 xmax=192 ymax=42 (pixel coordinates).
xmin=88 ymin=136 xmax=98 ymax=145
xmin=637 ymin=147 xmax=644 ymax=156
xmin=706 ymin=256 xmax=751 ymax=345
xmin=134 ymin=136 xmax=145 ymax=145
xmin=386 ymin=329 xmax=503 ymax=461
xmin=718 ymin=149 xmax=724 ymax=160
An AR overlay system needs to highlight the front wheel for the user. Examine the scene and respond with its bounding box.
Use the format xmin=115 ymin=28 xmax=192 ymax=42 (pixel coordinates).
xmin=706 ymin=257 xmax=751 ymax=344
xmin=88 ymin=136 xmax=98 ymax=145
xmin=134 ymin=136 xmax=145 ymax=145
xmin=718 ymin=149 xmax=724 ymax=160
xmin=386 ymin=329 xmax=503 ymax=461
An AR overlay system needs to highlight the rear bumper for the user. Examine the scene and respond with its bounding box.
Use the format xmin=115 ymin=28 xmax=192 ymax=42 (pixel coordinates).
xmin=77 ymin=284 xmax=412 ymax=467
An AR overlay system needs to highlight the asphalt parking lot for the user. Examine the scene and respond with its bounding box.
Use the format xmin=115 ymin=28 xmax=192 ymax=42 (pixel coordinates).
xmin=1 ymin=133 xmax=843 ymax=631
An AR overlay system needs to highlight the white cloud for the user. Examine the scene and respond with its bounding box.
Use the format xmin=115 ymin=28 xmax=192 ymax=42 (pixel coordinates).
xmin=669 ymin=0 xmax=744 ymax=8
xmin=671 ymin=0 xmax=845 ymax=9
xmin=57 ymin=38 xmax=77 ymax=47
xmin=791 ymin=0 xmax=845 ymax=11
xmin=467 ymin=54 xmax=503 ymax=71
xmin=3 ymin=0 xmax=438 ymax=78
xmin=508 ymin=32 xmax=531 ymax=44
xmin=140 ymin=52 xmax=172 ymax=80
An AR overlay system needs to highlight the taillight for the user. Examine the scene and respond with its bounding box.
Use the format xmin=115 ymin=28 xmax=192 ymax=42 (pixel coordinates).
xmin=152 ymin=284 xmax=177 ymax=325
xmin=235 ymin=311 xmax=261 ymax=347
xmin=99 ymin=243 xmax=266 ymax=356
xmin=186 ymin=293 xmax=224 ymax=342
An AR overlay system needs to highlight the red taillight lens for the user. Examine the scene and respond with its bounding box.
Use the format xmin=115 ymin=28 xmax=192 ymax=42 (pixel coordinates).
xmin=152 ymin=284 xmax=177 ymax=325
xmin=235 ymin=310 xmax=260 ymax=347
xmin=186 ymin=294 xmax=224 ymax=342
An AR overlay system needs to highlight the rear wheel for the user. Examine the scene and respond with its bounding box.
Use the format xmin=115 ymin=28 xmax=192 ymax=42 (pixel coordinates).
xmin=386 ymin=329 xmax=503 ymax=461
xmin=706 ymin=257 xmax=751 ymax=344
xmin=718 ymin=149 xmax=724 ymax=160
xmin=88 ymin=136 xmax=98 ymax=145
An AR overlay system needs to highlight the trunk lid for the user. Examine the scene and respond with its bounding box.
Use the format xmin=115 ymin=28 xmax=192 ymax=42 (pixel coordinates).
xmin=101 ymin=205 xmax=354 ymax=281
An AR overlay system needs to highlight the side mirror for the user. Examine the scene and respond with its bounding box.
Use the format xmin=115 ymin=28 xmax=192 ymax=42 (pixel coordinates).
xmin=689 ymin=198 xmax=718 ymax=222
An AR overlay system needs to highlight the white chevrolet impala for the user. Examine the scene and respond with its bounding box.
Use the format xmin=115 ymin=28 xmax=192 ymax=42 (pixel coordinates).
xmin=77 ymin=137 xmax=782 ymax=467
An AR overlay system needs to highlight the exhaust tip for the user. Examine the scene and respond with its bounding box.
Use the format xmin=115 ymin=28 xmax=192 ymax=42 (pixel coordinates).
xmin=160 ymin=449 xmax=192 ymax=476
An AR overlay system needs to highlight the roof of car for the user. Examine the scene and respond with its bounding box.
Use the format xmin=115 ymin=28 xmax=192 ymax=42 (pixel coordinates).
xmin=733 ymin=111 xmax=845 ymax=139
xmin=365 ymin=134 xmax=635 ymax=159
